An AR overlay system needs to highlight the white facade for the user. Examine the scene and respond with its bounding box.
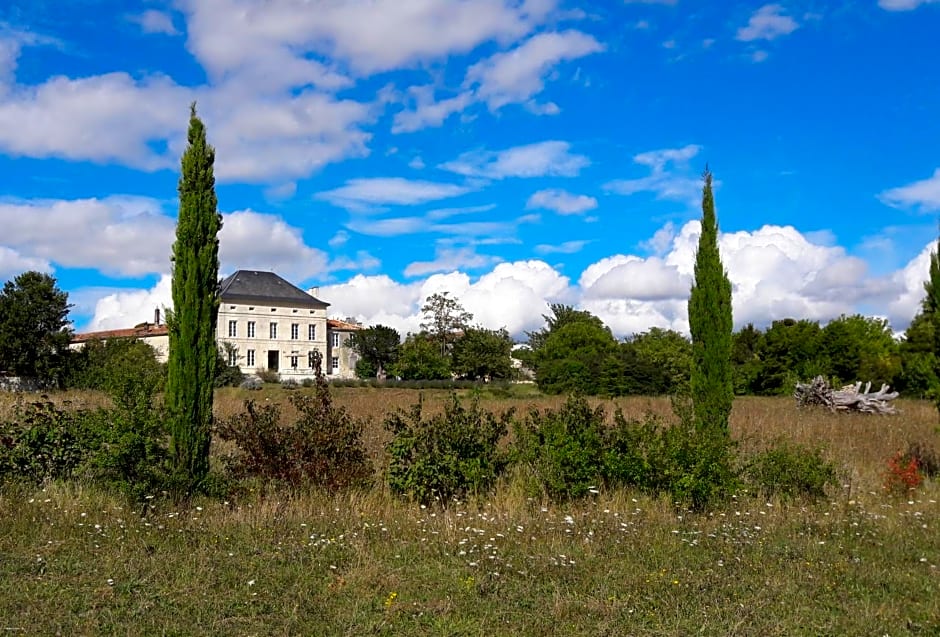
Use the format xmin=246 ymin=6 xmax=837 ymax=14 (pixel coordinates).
xmin=72 ymin=271 xmax=361 ymax=381
xmin=216 ymin=302 xmax=348 ymax=380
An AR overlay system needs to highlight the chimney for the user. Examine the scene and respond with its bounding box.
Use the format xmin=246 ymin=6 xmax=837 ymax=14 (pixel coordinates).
xmin=310 ymin=286 xmax=320 ymax=297
xmin=154 ymin=308 xmax=161 ymax=326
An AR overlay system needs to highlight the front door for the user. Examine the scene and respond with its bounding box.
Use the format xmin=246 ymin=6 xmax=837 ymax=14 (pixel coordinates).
xmin=267 ymin=350 xmax=279 ymax=371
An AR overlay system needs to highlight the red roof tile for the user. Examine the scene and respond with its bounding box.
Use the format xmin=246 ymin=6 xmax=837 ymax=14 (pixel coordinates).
xmin=71 ymin=323 xmax=168 ymax=343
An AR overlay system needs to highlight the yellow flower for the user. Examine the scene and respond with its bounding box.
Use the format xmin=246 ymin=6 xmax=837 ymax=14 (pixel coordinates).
xmin=384 ymin=591 xmax=398 ymax=609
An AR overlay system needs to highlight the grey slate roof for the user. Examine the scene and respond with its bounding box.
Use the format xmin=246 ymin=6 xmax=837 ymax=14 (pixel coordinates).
xmin=219 ymin=270 xmax=329 ymax=308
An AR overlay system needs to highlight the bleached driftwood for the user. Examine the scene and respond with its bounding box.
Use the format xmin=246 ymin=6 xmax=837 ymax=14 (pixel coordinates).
xmin=794 ymin=375 xmax=898 ymax=415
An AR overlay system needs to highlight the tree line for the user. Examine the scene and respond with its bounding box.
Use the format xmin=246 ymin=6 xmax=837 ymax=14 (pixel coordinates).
xmin=516 ymin=308 xmax=930 ymax=398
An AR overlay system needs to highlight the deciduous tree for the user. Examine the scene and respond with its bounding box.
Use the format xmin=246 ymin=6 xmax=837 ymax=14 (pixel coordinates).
xmin=0 ymin=271 xmax=72 ymax=386
xmin=348 ymin=325 xmax=401 ymax=378
xmin=420 ymin=292 xmax=472 ymax=357
xmin=452 ymin=327 xmax=513 ymax=380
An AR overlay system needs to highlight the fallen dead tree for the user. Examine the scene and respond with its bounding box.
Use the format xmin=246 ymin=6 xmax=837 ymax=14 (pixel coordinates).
xmin=794 ymin=375 xmax=899 ymax=415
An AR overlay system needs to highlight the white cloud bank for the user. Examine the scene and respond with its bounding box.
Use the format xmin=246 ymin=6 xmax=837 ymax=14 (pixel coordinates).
xmin=82 ymin=221 xmax=935 ymax=339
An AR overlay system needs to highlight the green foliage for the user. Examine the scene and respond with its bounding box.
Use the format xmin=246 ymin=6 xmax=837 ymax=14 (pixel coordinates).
xmin=822 ymin=314 xmax=900 ymax=386
xmin=81 ymin=382 xmax=169 ymax=499
xmin=535 ymin=320 xmax=619 ymax=395
xmin=166 ymin=103 xmax=222 ymax=494
xmin=348 ymin=325 xmax=400 ymax=377
xmin=216 ymin=363 xmax=372 ymax=489
xmin=603 ymin=397 xmax=737 ymax=508
xmin=67 ymin=338 xmax=166 ymax=395
xmin=661 ymin=396 xmax=738 ymax=508
xmin=757 ymin=319 xmax=829 ymax=395
xmin=628 ymin=327 xmax=692 ymax=394
xmin=899 ymin=312 xmax=939 ymax=398
xmin=688 ymin=168 xmax=734 ymax=433
xmin=420 ymin=292 xmax=473 ymax=357
xmin=744 ymin=442 xmax=838 ymax=500
xmin=385 ymin=394 xmax=510 ymax=505
xmin=732 ymin=323 xmax=764 ymax=395
xmin=451 ymin=326 xmax=514 ymax=380
xmin=510 ymin=395 xmax=606 ymax=501
xmin=215 ymin=342 xmax=244 ymax=387
xmin=525 ymin=304 xmax=604 ymax=354
xmin=0 ymin=385 xmax=168 ymax=499
xmin=0 ymin=399 xmax=92 ymax=484
xmin=391 ymin=334 xmax=451 ymax=380
xmin=0 ymin=271 xmax=73 ymax=385
xmin=354 ymin=357 xmax=377 ymax=379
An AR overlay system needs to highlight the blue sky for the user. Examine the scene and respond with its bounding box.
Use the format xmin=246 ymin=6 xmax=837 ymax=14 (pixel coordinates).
xmin=1 ymin=0 xmax=938 ymax=339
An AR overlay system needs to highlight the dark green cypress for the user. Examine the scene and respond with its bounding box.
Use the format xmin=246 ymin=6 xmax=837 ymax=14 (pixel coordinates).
xmin=166 ymin=103 xmax=222 ymax=492
xmin=688 ymin=168 xmax=733 ymax=433
xmin=922 ymin=221 xmax=940 ymax=416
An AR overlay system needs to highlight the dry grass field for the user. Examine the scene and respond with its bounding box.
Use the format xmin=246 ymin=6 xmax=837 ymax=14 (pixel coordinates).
xmin=1 ymin=386 xmax=938 ymax=635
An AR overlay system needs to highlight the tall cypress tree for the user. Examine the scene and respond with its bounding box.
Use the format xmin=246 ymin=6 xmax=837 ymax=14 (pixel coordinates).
xmin=688 ymin=168 xmax=733 ymax=433
xmin=167 ymin=103 xmax=222 ymax=492
xmin=922 ymin=221 xmax=940 ymax=415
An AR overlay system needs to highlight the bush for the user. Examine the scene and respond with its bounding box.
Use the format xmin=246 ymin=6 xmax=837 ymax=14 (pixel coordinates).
xmin=0 ymin=398 xmax=93 ymax=484
xmin=280 ymin=378 xmax=300 ymax=390
xmin=510 ymin=395 xmax=606 ymax=501
xmin=385 ymin=394 xmax=510 ymax=505
xmin=0 ymin=388 xmax=168 ymax=499
xmin=82 ymin=387 xmax=168 ymax=500
xmin=883 ymin=450 xmax=923 ymax=495
xmin=660 ymin=396 xmax=738 ymax=508
xmin=216 ymin=368 xmax=372 ymax=489
xmin=744 ymin=441 xmax=837 ymax=500
xmin=255 ymin=368 xmax=280 ymax=384
xmin=602 ymin=410 xmax=671 ymax=493
xmin=601 ymin=396 xmax=737 ymax=508
xmin=215 ymin=343 xmax=244 ymax=388
xmin=903 ymin=441 xmax=940 ymax=478
xmin=66 ymin=338 xmax=165 ymax=394
xmin=240 ymin=376 xmax=263 ymax=390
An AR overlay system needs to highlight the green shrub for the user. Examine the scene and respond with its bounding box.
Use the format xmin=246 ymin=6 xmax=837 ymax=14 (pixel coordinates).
xmin=216 ymin=370 xmax=372 ymax=489
xmin=0 ymin=389 xmax=168 ymax=499
xmin=215 ymin=343 xmax=244 ymax=388
xmin=744 ymin=441 xmax=837 ymax=500
xmin=255 ymin=368 xmax=280 ymax=384
xmin=0 ymin=399 xmax=93 ymax=484
xmin=602 ymin=411 xmax=671 ymax=493
xmin=385 ymin=394 xmax=510 ymax=505
xmin=510 ymin=395 xmax=606 ymax=501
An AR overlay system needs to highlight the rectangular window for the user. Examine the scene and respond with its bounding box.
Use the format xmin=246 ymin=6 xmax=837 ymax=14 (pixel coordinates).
xmin=269 ymin=322 xmax=277 ymax=339
xmin=227 ymin=348 xmax=238 ymax=366
xmin=247 ymin=321 xmax=255 ymax=338
xmin=331 ymin=332 xmax=340 ymax=347
xmin=331 ymin=356 xmax=339 ymax=370
xmin=290 ymin=355 xmax=298 ymax=369
xmin=291 ymin=323 xmax=299 ymax=340
xmin=247 ymin=349 xmax=255 ymax=367
xmin=308 ymin=324 xmax=316 ymax=340
xmin=228 ymin=320 xmax=237 ymax=337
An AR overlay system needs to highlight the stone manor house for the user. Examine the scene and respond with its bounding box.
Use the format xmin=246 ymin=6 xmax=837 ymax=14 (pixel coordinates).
xmin=71 ymin=270 xmax=361 ymax=381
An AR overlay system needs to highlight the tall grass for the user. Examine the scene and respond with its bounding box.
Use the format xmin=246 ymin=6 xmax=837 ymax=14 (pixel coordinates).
xmin=1 ymin=388 xmax=938 ymax=634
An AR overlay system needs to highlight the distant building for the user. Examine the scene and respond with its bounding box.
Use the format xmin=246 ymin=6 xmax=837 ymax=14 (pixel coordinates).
xmin=71 ymin=270 xmax=361 ymax=381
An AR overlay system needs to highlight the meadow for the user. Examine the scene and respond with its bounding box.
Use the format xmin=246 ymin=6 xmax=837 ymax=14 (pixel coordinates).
xmin=1 ymin=387 xmax=938 ymax=635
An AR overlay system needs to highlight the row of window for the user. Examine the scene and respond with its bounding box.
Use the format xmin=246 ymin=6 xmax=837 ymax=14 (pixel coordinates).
xmin=230 ymin=348 xmax=339 ymax=371
xmin=226 ymin=320 xmax=341 ymax=346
